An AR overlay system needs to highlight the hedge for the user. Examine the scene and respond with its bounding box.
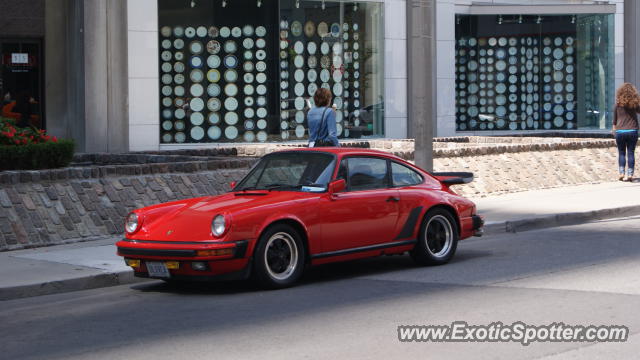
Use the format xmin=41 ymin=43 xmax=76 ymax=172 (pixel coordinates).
xmin=0 ymin=140 xmax=75 ymax=170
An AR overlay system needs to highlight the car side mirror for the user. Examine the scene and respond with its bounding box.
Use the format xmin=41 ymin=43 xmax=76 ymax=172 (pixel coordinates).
xmin=328 ymin=179 xmax=346 ymax=194
xmin=230 ymin=181 xmax=237 ymax=189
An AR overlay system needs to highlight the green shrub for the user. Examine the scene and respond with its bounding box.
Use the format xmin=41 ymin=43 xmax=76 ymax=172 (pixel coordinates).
xmin=0 ymin=139 xmax=75 ymax=170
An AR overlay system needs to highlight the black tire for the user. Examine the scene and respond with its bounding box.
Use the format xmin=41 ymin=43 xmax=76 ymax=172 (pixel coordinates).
xmin=253 ymin=224 xmax=305 ymax=289
xmin=410 ymin=208 xmax=459 ymax=266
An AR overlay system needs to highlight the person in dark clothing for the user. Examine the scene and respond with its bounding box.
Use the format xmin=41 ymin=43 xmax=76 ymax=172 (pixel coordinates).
xmin=13 ymin=91 xmax=34 ymax=128
xmin=613 ymin=83 xmax=640 ymax=182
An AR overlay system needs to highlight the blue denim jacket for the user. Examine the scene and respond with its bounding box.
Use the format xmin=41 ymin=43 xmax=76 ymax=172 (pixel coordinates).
xmin=307 ymin=107 xmax=339 ymax=146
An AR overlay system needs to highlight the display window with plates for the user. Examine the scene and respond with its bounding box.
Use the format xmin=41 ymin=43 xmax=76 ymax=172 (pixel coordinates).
xmin=455 ymin=14 xmax=613 ymax=132
xmin=158 ymin=0 xmax=384 ymax=144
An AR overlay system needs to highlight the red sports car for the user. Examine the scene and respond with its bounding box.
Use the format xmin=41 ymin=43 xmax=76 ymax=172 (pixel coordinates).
xmin=116 ymin=148 xmax=483 ymax=288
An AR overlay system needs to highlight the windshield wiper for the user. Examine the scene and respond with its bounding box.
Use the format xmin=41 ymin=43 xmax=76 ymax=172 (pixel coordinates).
xmin=264 ymin=183 xmax=298 ymax=191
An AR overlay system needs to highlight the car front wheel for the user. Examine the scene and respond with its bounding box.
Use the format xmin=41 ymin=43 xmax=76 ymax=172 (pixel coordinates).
xmin=253 ymin=224 xmax=305 ymax=289
xmin=410 ymin=208 xmax=458 ymax=266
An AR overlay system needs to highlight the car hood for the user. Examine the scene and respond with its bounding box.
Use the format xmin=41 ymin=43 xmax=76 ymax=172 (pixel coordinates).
xmin=131 ymin=191 xmax=311 ymax=242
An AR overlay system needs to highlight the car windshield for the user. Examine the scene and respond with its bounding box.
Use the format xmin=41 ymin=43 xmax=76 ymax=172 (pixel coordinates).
xmin=234 ymin=152 xmax=336 ymax=192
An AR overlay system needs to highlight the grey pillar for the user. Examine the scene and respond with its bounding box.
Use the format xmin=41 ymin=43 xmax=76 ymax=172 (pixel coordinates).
xmin=45 ymin=0 xmax=85 ymax=151
xmin=407 ymin=0 xmax=435 ymax=171
xmin=625 ymin=0 xmax=640 ymax=86
xmin=83 ymin=0 xmax=129 ymax=153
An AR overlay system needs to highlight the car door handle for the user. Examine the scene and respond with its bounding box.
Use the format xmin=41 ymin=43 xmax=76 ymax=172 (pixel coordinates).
xmin=386 ymin=196 xmax=400 ymax=202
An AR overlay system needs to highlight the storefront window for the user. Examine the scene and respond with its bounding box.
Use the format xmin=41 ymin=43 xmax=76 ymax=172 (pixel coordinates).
xmin=454 ymin=14 xmax=614 ymax=131
xmin=157 ymin=0 xmax=384 ymax=144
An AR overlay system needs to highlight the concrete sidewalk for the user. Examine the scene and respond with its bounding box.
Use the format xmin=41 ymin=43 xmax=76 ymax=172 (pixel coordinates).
xmin=1 ymin=181 xmax=639 ymax=301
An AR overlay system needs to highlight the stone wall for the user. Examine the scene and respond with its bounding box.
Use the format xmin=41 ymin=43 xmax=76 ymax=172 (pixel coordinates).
xmin=0 ymin=137 xmax=627 ymax=251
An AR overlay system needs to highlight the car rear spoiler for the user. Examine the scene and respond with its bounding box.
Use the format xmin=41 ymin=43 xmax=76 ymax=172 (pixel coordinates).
xmin=431 ymin=172 xmax=474 ymax=185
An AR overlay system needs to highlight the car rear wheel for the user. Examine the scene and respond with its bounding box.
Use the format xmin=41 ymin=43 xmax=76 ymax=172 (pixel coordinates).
xmin=253 ymin=224 xmax=305 ymax=289
xmin=410 ymin=208 xmax=458 ymax=266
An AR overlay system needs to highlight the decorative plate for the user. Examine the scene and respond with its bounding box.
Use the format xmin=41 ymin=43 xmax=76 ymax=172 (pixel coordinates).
xmin=208 ymin=112 xmax=221 ymax=125
xmin=207 ymin=126 xmax=221 ymax=140
xmin=304 ymin=21 xmax=316 ymax=37
xmin=185 ymin=27 xmax=196 ymax=38
xmin=196 ymin=26 xmax=207 ymax=37
xmin=190 ymin=97 xmax=205 ymax=112
xmin=207 ymin=54 xmax=221 ymax=68
xmin=223 ymin=55 xmax=238 ymax=69
xmin=224 ymin=69 xmax=238 ymax=82
xmin=291 ymin=21 xmax=303 ymax=37
xmin=330 ymin=23 xmax=340 ymax=37
xmin=256 ymin=26 xmax=267 ymax=37
xmin=190 ymin=83 xmax=204 ymax=97
xmin=220 ymin=27 xmax=231 ymax=38
xmin=190 ymin=56 xmax=203 ymax=68
xmin=207 ymin=68 xmax=221 ymax=82
xmin=207 ymin=40 xmax=221 ymax=54
xmin=189 ymin=41 xmax=203 ymax=54
xmin=225 ymin=111 xmax=239 ymax=125
xmin=208 ymin=26 xmax=219 ymax=38
xmin=224 ymin=40 xmax=237 ymax=53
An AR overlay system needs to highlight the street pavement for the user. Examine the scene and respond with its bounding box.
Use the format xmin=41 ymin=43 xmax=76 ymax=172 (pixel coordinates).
xmin=1 ymin=216 xmax=639 ymax=359
xmin=0 ymin=181 xmax=639 ymax=301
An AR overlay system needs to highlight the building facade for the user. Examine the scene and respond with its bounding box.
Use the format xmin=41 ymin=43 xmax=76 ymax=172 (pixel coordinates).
xmin=0 ymin=0 xmax=636 ymax=153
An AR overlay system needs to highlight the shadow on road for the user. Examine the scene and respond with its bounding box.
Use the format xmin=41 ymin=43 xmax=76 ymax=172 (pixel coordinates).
xmin=3 ymin=219 xmax=640 ymax=360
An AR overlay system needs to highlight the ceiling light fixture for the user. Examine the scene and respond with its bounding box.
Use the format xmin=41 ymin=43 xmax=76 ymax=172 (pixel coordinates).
xmin=518 ymin=15 xmax=522 ymax=24
xmin=295 ymin=0 xmax=299 ymax=8
xmin=536 ymin=15 xmax=542 ymax=24
xmin=257 ymin=0 xmax=262 ymax=7
xmin=498 ymin=15 xmax=503 ymax=25
xmin=222 ymin=0 xmax=227 ymax=7
xmin=190 ymin=0 xmax=196 ymax=8
xmin=322 ymin=0 xmax=326 ymax=10
xmin=571 ymin=15 xmax=576 ymax=24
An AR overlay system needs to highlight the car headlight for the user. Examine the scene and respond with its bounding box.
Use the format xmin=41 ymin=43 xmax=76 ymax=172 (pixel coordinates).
xmin=125 ymin=212 xmax=140 ymax=234
xmin=211 ymin=214 xmax=226 ymax=237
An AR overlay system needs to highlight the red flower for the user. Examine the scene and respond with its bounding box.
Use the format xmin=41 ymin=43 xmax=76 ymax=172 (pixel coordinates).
xmin=52 ymin=136 xmax=58 ymax=143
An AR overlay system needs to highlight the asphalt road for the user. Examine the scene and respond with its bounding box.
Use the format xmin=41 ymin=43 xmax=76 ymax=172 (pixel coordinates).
xmin=2 ymin=217 xmax=640 ymax=360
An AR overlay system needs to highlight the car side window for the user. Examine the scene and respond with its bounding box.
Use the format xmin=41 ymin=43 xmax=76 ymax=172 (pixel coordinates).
xmin=391 ymin=162 xmax=423 ymax=187
xmin=347 ymin=157 xmax=389 ymax=191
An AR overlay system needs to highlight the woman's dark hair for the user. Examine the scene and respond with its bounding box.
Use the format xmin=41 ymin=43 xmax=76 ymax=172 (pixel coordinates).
xmin=313 ymin=88 xmax=332 ymax=107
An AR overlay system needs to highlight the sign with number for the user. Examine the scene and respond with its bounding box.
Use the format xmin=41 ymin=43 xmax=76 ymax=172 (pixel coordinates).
xmin=11 ymin=53 xmax=29 ymax=64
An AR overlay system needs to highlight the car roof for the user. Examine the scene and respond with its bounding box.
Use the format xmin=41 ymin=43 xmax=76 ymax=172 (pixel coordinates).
xmin=273 ymin=147 xmax=408 ymax=161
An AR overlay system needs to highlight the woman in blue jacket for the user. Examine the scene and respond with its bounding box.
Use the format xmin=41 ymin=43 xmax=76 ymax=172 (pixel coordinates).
xmin=307 ymin=88 xmax=339 ymax=147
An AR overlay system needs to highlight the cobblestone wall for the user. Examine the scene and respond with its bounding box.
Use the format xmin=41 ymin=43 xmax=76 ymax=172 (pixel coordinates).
xmin=0 ymin=137 xmax=626 ymax=250
xmin=0 ymin=168 xmax=250 ymax=251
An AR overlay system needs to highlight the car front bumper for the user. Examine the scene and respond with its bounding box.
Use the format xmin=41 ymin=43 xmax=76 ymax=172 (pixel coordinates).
xmin=116 ymin=239 xmax=252 ymax=280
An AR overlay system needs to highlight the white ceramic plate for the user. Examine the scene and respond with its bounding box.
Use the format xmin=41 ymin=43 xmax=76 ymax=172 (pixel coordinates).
xmin=207 ymin=69 xmax=220 ymax=82
xmin=224 ymin=97 xmax=239 ymax=111
xmin=256 ymin=61 xmax=267 ymax=72
xmin=208 ymin=126 xmax=221 ymax=140
xmin=224 ymin=69 xmax=238 ymax=82
xmin=191 ymin=126 xmax=205 ymax=140
xmin=208 ymin=112 xmax=221 ymax=125
xmin=207 ymin=98 xmax=221 ymax=112
xmin=190 ymin=69 xmax=204 ymax=83
xmin=255 ymin=26 xmax=266 ymax=37
xmin=207 ymin=55 xmax=221 ymax=68
xmin=190 ymin=83 xmax=204 ymax=97
xmin=225 ymin=111 xmax=239 ymax=125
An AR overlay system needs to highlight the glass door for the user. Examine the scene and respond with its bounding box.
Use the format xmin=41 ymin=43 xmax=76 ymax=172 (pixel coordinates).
xmin=0 ymin=39 xmax=43 ymax=129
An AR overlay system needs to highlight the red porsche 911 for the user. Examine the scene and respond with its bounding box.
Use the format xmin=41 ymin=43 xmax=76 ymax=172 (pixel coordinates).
xmin=116 ymin=148 xmax=483 ymax=288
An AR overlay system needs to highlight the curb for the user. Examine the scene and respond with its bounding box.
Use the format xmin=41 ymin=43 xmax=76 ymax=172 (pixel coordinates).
xmin=0 ymin=269 xmax=150 ymax=301
xmin=483 ymin=205 xmax=640 ymax=235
